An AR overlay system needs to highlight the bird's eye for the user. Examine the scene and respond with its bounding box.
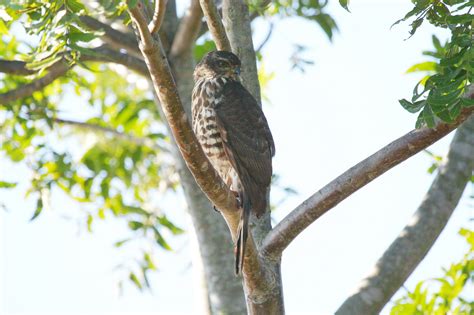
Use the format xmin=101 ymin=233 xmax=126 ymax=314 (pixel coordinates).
xmin=217 ymin=60 xmax=227 ymax=67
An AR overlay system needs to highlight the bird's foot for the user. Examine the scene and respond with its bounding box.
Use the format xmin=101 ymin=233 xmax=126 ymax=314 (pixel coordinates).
xmin=213 ymin=205 xmax=220 ymax=213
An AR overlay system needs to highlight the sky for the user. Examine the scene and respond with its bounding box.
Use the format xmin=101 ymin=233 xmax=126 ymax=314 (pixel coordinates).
xmin=1 ymin=0 xmax=473 ymax=314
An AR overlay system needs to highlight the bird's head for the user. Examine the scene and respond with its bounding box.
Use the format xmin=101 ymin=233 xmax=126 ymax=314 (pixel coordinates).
xmin=194 ymin=51 xmax=241 ymax=81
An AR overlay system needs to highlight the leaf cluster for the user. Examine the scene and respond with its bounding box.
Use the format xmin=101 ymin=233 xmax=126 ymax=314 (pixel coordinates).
xmin=391 ymin=228 xmax=474 ymax=315
xmin=396 ymin=1 xmax=474 ymax=127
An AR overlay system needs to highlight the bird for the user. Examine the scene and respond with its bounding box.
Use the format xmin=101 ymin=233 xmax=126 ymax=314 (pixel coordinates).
xmin=191 ymin=51 xmax=275 ymax=275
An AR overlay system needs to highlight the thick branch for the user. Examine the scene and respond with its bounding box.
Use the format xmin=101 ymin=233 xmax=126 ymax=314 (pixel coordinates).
xmin=0 ymin=47 xmax=147 ymax=77
xmin=79 ymin=16 xmax=140 ymax=56
xmin=0 ymin=61 xmax=69 ymax=104
xmin=199 ymin=0 xmax=231 ymax=51
xmin=261 ymin=108 xmax=474 ymax=260
xmin=0 ymin=60 xmax=35 ymax=75
xmin=336 ymin=115 xmax=474 ymax=315
xmin=149 ymin=0 xmax=167 ymax=35
xmin=0 ymin=47 xmax=148 ymax=104
xmin=170 ymin=0 xmax=203 ymax=57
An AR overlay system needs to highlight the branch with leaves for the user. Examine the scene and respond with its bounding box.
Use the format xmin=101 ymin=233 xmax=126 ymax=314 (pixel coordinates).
xmin=336 ymin=115 xmax=474 ymax=314
xmin=0 ymin=46 xmax=148 ymax=104
xmin=261 ymin=106 xmax=474 ymax=259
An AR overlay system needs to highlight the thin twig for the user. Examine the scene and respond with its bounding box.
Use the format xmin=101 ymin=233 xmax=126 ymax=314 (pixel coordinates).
xmin=199 ymin=0 xmax=231 ymax=51
xmin=149 ymin=0 xmax=167 ymax=35
xmin=170 ymin=0 xmax=203 ymax=57
xmin=256 ymin=22 xmax=274 ymax=53
xmin=261 ymin=107 xmax=474 ymax=260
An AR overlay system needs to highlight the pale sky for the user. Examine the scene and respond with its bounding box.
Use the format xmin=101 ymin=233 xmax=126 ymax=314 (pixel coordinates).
xmin=1 ymin=1 xmax=473 ymax=314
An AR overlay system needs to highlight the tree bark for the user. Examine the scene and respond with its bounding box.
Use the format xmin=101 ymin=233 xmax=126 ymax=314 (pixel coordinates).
xmin=336 ymin=115 xmax=474 ymax=315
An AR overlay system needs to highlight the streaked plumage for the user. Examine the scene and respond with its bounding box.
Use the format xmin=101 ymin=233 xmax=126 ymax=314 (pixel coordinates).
xmin=192 ymin=51 xmax=275 ymax=274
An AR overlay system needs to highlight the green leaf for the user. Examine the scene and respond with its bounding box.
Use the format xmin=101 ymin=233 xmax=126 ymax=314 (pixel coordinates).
xmin=87 ymin=214 xmax=93 ymax=232
xmin=30 ymin=197 xmax=43 ymax=221
xmin=422 ymin=105 xmax=436 ymax=128
xmin=129 ymin=272 xmax=142 ymax=290
xmin=406 ymin=61 xmax=437 ymax=73
xmin=114 ymin=239 xmax=131 ymax=247
xmin=409 ymin=18 xmax=424 ymax=37
xmin=68 ymin=31 xmax=98 ymax=43
xmin=446 ymin=14 xmax=474 ymax=24
xmin=128 ymin=221 xmax=144 ymax=230
xmin=460 ymin=97 xmax=474 ymax=107
xmin=0 ymin=19 xmax=9 ymax=35
xmin=65 ymin=0 xmax=86 ymax=13
xmin=153 ymin=227 xmax=172 ymax=250
xmin=144 ymin=252 xmax=156 ymax=270
xmin=158 ymin=216 xmax=185 ymax=235
xmin=26 ymin=54 xmax=63 ymax=71
xmin=0 ymin=181 xmax=17 ymax=188
xmin=399 ymin=99 xmax=426 ymax=113
xmin=339 ymin=0 xmax=350 ymax=12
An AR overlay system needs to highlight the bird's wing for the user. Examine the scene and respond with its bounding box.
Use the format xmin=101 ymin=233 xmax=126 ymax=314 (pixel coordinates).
xmin=214 ymin=81 xmax=275 ymax=191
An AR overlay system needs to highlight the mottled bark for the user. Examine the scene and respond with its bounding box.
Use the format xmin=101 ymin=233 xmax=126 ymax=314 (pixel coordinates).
xmin=335 ymin=115 xmax=474 ymax=314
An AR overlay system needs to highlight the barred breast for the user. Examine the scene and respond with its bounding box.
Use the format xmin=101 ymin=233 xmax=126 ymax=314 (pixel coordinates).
xmin=191 ymin=77 xmax=237 ymax=188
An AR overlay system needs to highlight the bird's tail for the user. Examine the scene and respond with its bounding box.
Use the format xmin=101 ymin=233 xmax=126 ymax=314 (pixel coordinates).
xmin=235 ymin=191 xmax=250 ymax=275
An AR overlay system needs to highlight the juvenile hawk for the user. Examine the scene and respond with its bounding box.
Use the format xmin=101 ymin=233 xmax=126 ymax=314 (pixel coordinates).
xmin=192 ymin=51 xmax=275 ymax=275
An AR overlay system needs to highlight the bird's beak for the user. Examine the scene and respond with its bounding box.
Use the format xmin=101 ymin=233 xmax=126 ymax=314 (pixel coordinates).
xmin=234 ymin=67 xmax=241 ymax=76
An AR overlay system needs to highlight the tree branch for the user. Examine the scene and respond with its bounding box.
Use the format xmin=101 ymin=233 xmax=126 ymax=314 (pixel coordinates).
xmin=222 ymin=0 xmax=261 ymax=102
xmin=0 ymin=60 xmax=35 ymax=76
xmin=149 ymin=0 xmax=167 ymax=35
xmin=79 ymin=16 xmax=141 ymax=56
xmin=0 ymin=61 xmax=69 ymax=104
xmin=261 ymin=108 xmax=474 ymax=261
xmin=0 ymin=46 xmax=148 ymax=104
xmin=199 ymin=0 xmax=231 ymax=51
xmin=53 ymin=117 xmax=162 ymax=150
xmin=336 ymin=115 xmax=474 ymax=315
xmin=170 ymin=0 xmax=203 ymax=57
